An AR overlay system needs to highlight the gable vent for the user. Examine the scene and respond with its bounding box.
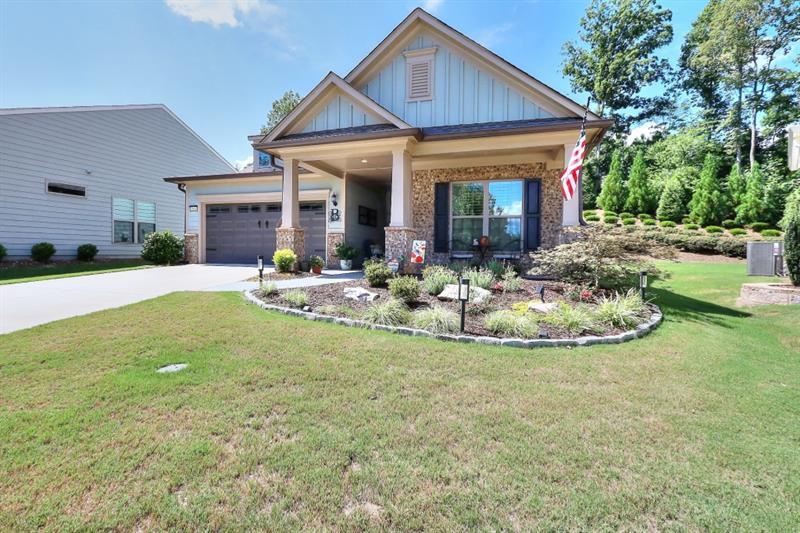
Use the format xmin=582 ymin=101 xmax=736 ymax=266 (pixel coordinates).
xmin=404 ymin=47 xmax=436 ymax=102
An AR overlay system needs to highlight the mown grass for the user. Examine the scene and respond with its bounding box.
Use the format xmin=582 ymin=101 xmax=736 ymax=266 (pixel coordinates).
xmin=0 ymin=259 xmax=151 ymax=285
xmin=0 ymin=262 xmax=798 ymax=530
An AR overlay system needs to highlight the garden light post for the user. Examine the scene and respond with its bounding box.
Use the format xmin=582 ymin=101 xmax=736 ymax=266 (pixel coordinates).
xmin=257 ymin=255 xmax=264 ymax=282
xmin=639 ymin=270 xmax=648 ymax=300
xmin=458 ymin=277 xmax=470 ymax=332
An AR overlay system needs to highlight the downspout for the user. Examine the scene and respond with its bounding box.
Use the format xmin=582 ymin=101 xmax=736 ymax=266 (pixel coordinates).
xmin=177 ymin=183 xmax=187 ymax=235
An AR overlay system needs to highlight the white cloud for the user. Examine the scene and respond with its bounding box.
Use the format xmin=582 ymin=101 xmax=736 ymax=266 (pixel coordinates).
xmin=476 ymin=23 xmax=513 ymax=48
xmin=165 ymin=0 xmax=280 ymax=28
xmin=626 ymin=121 xmax=663 ymax=146
xmin=421 ymin=0 xmax=444 ymax=12
xmin=232 ymin=155 xmax=253 ymax=172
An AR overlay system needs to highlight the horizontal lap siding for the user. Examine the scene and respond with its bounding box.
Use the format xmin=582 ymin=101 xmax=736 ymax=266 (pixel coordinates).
xmin=0 ymin=107 xmax=232 ymax=259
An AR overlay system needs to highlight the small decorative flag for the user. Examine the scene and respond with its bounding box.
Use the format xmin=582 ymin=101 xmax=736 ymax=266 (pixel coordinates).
xmin=410 ymin=240 xmax=427 ymax=264
xmin=560 ymin=128 xmax=586 ymax=201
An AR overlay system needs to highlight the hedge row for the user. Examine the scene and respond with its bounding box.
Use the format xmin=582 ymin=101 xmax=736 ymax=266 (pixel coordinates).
xmin=617 ymin=227 xmax=747 ymax=258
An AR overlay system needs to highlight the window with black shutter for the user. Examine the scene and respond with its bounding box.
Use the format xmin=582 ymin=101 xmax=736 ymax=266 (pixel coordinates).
xmin=434 ymin=182 xmax=449 ymax=252
xmin=524 ymin=178 xmax=541 ymax=251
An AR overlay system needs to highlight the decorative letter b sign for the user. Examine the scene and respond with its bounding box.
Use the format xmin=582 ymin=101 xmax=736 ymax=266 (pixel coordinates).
xmin=410 ymin=240 xmax=427 ymax=264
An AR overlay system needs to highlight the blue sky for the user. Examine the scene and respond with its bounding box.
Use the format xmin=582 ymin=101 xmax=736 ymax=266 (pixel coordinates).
xmin=0 ymin=0 xmax=706 ymax=167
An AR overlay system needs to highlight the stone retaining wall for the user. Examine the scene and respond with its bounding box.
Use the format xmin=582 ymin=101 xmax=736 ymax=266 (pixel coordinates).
xmin=184 ymin=233 xmax=199 ymax=264
xmin=737 ymin=282 xmax=800 ymax=306
xmin=244 ymin=290 xmax=663 ymax=349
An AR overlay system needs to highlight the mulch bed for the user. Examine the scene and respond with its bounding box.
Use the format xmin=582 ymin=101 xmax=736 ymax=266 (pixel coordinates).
xmin=247 ymin=271 xmax=315 ymax=282
xmin=256 ymin=278 xmax=627 ymax=339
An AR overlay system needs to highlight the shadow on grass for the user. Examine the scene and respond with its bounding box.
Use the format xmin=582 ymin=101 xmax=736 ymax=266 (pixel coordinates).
xmin=649 ymin=287 xmax=751 ymax=328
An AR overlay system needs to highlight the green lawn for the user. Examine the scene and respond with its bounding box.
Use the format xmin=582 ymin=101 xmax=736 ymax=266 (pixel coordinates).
xmin=0 ymin=259 xmax=151 ymax=285
xmin=1 ymin=262 xmax=798 ymax=530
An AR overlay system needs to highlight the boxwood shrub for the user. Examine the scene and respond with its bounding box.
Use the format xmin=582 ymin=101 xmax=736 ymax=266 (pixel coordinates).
xmin=638 ymin=213 xmax=653 ymax=220
xmin=761 ymin=229 xmax=782 ymax=237
xmin=619 ymin=212 xmax=634 ymax=219
xmin=388 ymin=275 xmax=421 ymax=303
xmin=704 ymin=226 xmax=724 ymax=234
xmin=722 ymin=219 xmax=737 ymax=229
xmin=749 ymin=222 xmax=770 ymax=233
xmin=729 ymin=228 xmax=747 ymax=236
xmin=684 ymin=223 xmax=700 ymax=230
xmin=659 ymin=220 xmax=677 ymax=228
xmin=642 ymin=219 xmax=656 ymax=226
xmin=681 ymin=217 xmax=694 ymax=224
xmin=76 ymin=243 xmax=98 ymax=261
xmin=363 ymin=258 xmax=393 ymax=287
xmin=583 ymin=210 xmax=599 ymax=217
xmin=603 ymin=211 xmax=618 ymax=217
xmin=0 ymin=243 xmax=6 ymax=262
xmin=621 ymin=218 xmax=636 ymax=225
xmin=31 ymin=242 xmax=56 ymax=263
xmin=585 ymin=214 xmax=600 ymax=222
xmin=603 ymin=215 xmax=619 ymax=224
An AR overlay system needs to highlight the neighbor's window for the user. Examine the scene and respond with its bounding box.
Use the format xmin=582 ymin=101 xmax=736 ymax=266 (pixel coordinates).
xmin=451 ymin=180 xmax=523 ymax=252
xmin=113 ymin=198 xmax=156 ymax=243
xmin=47 ymin=181 xmax=86 ymax=197
xmin=113 ymin=197 xmax=135 ymax=243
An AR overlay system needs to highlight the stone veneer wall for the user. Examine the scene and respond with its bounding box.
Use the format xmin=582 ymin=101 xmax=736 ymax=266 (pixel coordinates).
xmin=184 ymin=233 xmax=199 ymax=264
xmin=276 ymin=227 xmax=305 ymax=263
xmin=384 ymin=227 xmax=417 ymax=273
xmin=326 ymin=232 xmax=344 ymax=268
xmin=411 ymin=163 xmax=563 ymax=262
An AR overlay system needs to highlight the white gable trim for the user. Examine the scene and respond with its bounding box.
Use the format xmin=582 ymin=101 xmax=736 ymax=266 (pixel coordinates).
xmin=345 ymin=8 xmax=599 ymax=120
xmin=262 ymin=73 xmax=411 ymax=143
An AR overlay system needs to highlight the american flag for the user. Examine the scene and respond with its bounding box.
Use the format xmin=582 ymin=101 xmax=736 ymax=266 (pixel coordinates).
xmin=560 ymin=127 xmax=586 ymax=201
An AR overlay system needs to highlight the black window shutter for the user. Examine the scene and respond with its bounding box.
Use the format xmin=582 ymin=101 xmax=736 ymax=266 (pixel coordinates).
xmin=525 ymin=179 xmax=541 ymax=251
xmin=434 ymin=182 xmax=449 ymax=253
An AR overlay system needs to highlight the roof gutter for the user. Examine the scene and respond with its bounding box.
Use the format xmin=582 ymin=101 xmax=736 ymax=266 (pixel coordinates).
xmin=255 ymin=127 xmax=422 ymax=151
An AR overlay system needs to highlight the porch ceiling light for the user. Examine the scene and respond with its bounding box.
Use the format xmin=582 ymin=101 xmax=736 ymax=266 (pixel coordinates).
xmin=361 ymin=158 xmax=368 ymax=163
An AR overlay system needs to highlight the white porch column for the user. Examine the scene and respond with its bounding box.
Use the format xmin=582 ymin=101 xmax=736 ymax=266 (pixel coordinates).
xmin=389 ymin=149 xmax=413 ymax=227
xmin=562 ymin=143 xmax=580 ymax=226
xmin=281 ymin=157 xmax=299 ymax=228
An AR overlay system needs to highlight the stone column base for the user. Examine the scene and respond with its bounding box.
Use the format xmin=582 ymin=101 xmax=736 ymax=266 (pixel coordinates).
xmin=384 ymin=227 xmax=417 ymax=273
xmin=184 ymin=233 xmax=199 ymax=264
xmin=326 ymin=232 xmax=345 ymax=268
xmin=276 ymin=227 xmax=305 ymax=264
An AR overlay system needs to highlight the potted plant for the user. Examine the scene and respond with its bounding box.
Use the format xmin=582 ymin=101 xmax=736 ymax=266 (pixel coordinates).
xmin=309 ymin=255 xmax=325 ymax=274
xmin=334 ymin=243 xmax=358 ymax=270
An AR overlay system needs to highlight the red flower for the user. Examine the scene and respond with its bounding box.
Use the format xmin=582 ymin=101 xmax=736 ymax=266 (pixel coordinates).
xmin=580 ymin=289 xmax=593 ymax=301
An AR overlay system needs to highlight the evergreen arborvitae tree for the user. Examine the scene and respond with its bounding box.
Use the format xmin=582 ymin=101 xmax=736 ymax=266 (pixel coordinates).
xmin=657 ymin=169 xmax=690 ymax=222
xmin=762 ymin=173 xmax=787 ymax=226
xmin=735 ymin=162 xmax=766 ymax=224
xmin=781 ymin=189 xmax=800 ymax=286
xmin=689 ymin=153 xmax=729 ymax=226
xmin=726 ymin=163 xmax=747 ymax=206
xmin=597 ymin=150 xmax=627 ymax=213
xmin=624 ymin=150 xmax=655 ymax=214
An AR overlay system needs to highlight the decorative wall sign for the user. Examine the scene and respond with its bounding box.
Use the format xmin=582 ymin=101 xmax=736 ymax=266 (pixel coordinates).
xmin=329 ymin=208 xmax=340 ymax=222
xmin=410 ymin=240 xmax=427 ymax=264
xmin=189 ymin=204 xmax=198 ymax=212
xmin=358 ymin=205 xmax=378 ymax=227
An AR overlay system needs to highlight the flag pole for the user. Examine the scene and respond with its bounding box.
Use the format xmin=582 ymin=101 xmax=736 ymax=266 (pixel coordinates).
xmin=577 ymin=96 xmax=591 ymax=226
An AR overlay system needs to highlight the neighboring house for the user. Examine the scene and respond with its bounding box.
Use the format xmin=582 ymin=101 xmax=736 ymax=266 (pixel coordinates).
xmin=165 ymin=8 xmax=611 ymax=267
xmin=0 ymin=104 xmax=234 ymax=260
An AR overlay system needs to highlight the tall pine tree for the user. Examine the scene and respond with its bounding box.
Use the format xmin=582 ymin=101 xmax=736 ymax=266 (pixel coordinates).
xmin=597 ymin=149 xmax=627 ymax=213
xmin=624 ymin=150 xmax=655 ymax=214
xmin=735 ymin=161 xmax=766 ymax=224
xmin=726 ymin=163 xmax=747 ymax=205
xmin=689 ymin=153 xmax=729 ymax=226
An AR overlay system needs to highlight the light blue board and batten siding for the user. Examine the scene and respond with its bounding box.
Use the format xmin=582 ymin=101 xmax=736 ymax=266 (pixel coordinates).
xmin=359 ymin=32 xmax=558 ymax=128
xmin=300 ymin=95 xmax=382 ymax=133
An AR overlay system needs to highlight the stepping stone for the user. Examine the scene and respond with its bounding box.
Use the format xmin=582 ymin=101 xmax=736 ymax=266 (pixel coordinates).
xmin=156 ymin=363 xmax=187 ymax=373
xmin=437 ymin=284 xmax=492 ymax=303
xmin=528 ymin=302 xmax=557 ymax=313
xmin=344 ymin=287 xmax=380 ymax=302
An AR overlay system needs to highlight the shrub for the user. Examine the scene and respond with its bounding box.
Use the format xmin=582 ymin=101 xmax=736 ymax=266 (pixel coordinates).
xmin=363 ymin=258 xmax=393 ymax=287
xmin=334 ymin=242 xmax=358 ymax=261
xmin=714 ymin=238 xmax=746 ymax=258
xmin=540 ymin=302 xmax=599 ymax=335
xmin=594 ymin=289 xmax=647 ymax=328
xmin=619 ymin=212 xmax=634 ymax=219
xmin=781 ymin=189 xmax=800 ymax=285
xmin=722 ymin=219 xmax=737 ymax=229
xmin=500 ymin=266 xmax=524 ymax=293
xmin=259 ymin=281 xmax=278 ymax=296
xmin=729 ymin=228 xmax=747 ymax=236
xmin=362 ymin=299 xmax=411 ymax=326
xmin=317 ymin=305 xmax=359 ymax=319
xmin=485 ymin=259 xmax=506 ymax=280
xmin=281 ymin=289 xmax=308 ymax=308
xmin=638 ymin=213 xmax=653 ymax=220
xmin=585 ymin=214 xmax=600 ymax=222
xmin=583 ymin=210 xmax=599 ymax=217
xmin=308 ymin=255 xmax=325 ymax=270
xmin=0 ymin=243 xmax=6 ymax=262
xmin=485 ymin=310 xmax=538 ymax=338
xmin=412 ymin=306 xmax=459 ymax=334
xmin=681 ymin=217 xmax=694 ymax=224
xmin=422 ymin=265 xmax=457 ymax=295
xmin=749 ymin=222 xmax=770 ymax=233
xmin=603 ymin=215 xmax=619 ymax=224
xmin=76 ymin=243 xmax=98 ymax=261
xmin=31 ymin=242 xmax=56 ymax=263
xmin=273 ymin=248 xmax=297 ymax=273
xmin=529 ymin=226 xmax=667 ymax=289
xmin=463 ymin=268 xmax=495 ymax=290
xmin=388 ymin=275 xmax=421 ymax=303
xmin=761 ymin=229 xmax=782 ymax=238
xmin=704 ymin=226 xmax=724 ymax=234
xmin=467 ymin=294 xmax=495 ymax=315
xmin=141 ymin=231 xmax=183 ymax=265
xmin=622 ymin=218 xmax=636 ymax=225
xmin=642 ymin=219 xmax=656 ymax=226
xmin=659 ymin=220 xmax=676 ymax=228
xmin=603 ymin=211 xmax=618 ymax=217
xmin=684 ymin=223 xmax=700 ymax=230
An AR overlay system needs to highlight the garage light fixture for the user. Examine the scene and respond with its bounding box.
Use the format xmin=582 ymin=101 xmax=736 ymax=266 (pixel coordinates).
xmin=361 ymin=158 xmax=368 ymax=163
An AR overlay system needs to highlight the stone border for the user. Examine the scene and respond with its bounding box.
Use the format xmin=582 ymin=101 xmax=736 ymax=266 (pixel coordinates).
xmin=243 ymin=290 xmax=663 ymax=349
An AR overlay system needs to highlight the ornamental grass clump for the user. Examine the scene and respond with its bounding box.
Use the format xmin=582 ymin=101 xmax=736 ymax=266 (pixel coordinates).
xmin=594 ymin=289 xmax=647 ymax=328
xmin=422 ymin=265 xmax=457 ymax=295
xmin=281 ymin=289 xmax=308 ymax=308
xmin=541 ymin=302 xmax=599 ymax=335
xmin=362 ymin=298 xmax=411 ymax=326
xmin=411 ymin=306 xmax=459 ymax=334
xmin=388 ymin=275 xmax=421 ymax=303
xmin=485 ymin=310 xmax=539 ymax=338
xmin=463 ymin=267 xmax=495 ymax=290
xmin=259 ymin=281 xmax=278 ymax=296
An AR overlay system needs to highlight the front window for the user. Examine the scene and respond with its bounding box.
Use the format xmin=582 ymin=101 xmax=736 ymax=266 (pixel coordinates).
xmin=137 ymin=201 xmax=156 ymax=243
xmin=451 ymin=180 xmax=523 ymax=252
xmin=113 ymin=197 xmax=156 ymax=244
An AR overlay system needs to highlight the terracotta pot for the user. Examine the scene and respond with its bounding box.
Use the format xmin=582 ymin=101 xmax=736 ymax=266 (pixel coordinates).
xmin=311 ymin=266 xmax=322 ymax=274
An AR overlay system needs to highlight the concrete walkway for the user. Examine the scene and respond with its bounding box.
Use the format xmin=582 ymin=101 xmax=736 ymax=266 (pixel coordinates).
xmin=203 ymin=270 xmax=363 ymax=292
xmin=1 ymin=264 xmax=255 ymax=334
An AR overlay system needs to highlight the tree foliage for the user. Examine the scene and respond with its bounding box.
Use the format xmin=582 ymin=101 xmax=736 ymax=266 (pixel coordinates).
xmin=689 ymin=153 xmax=730 ymax=226
xmin=261 ymin=90 xmax=301 ymax=134
xmin=597 ymin=150 xmax=627 ymax=213
xmin=624 ymin=150 xmax=655 ymax=214
xmin=782 ymin=188 xmax=800 ymax=286
xmin=735 ymin=161 xmax=766 ymax=224
xmin=657 ymin=167 xmax=695 ymax=222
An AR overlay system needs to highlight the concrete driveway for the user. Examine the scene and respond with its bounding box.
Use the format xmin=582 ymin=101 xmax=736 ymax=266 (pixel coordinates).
xmin=0 ymin=264 xmax=256 ymax=334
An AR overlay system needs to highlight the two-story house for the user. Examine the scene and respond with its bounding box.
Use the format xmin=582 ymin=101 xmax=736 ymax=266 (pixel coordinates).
xmin=165 ymin=8 xmax=611 ymax=267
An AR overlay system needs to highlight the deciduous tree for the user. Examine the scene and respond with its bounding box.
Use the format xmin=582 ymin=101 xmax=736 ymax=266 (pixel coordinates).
xmin=261 ymin=90 xmax=301 ymax=134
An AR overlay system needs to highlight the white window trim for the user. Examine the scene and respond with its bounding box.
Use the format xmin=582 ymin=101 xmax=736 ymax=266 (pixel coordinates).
xmin=404 ymin=47 xmax=436 ymax=102
xmin=449 ymin=180 xmax=524 ymax=253
xmin=45 ymin=179 xmax=87 ymax=199
xmin=112 ymin=197 xmax=157 ymax=245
